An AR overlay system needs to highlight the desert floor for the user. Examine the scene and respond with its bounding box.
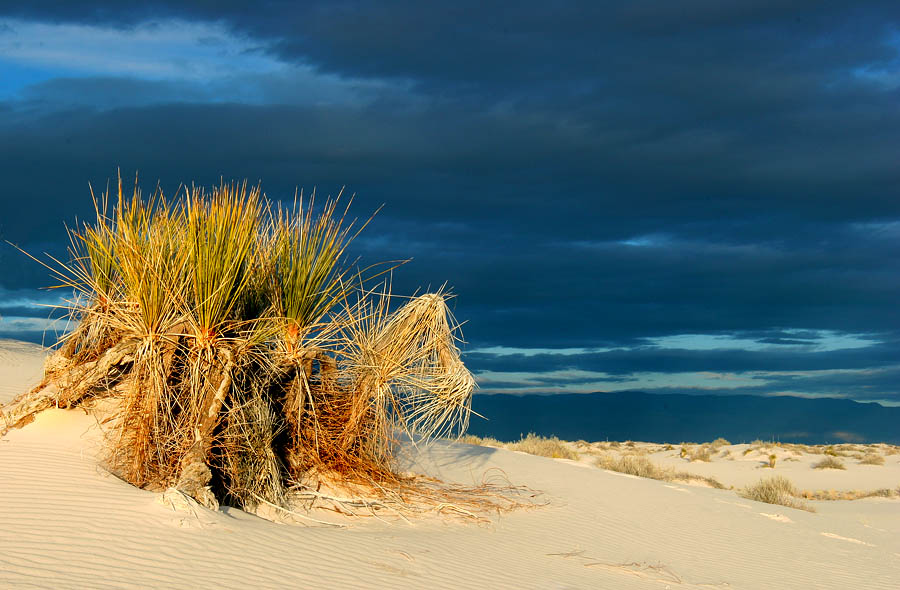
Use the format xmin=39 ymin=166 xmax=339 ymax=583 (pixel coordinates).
xmin=1 ymin=339 xmax=898 ymax=589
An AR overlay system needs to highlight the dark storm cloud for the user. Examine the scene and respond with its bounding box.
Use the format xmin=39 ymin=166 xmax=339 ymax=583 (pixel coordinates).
xmin=2 ymin=2 xmax=900 ymax=401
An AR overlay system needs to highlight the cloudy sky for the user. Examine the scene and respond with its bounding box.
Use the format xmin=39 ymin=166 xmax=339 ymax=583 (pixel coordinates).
xmin=1 ymin=2 xmax=899 ymax=404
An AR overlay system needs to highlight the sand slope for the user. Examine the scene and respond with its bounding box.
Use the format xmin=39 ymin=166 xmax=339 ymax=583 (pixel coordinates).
xmin=1 ymin=341 xmax=898 ymax=589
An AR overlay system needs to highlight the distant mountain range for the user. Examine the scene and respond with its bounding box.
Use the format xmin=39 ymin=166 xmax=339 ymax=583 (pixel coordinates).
xmin=467 ymin=391 xmax=900 ymax=445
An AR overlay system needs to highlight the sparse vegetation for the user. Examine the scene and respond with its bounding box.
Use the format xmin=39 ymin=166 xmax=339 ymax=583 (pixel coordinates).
xmin=709 ymin=438 xmax=731 ymax=451
xmin=458 ymin=434 xmax=501 ymax=447
xmin=507 ymin=433 xmax=579 ymax=460
xmin=812 ymin=456 xmax=846 ymax=470
xmin=800 ymin=488 xmax=899 ymax=501
xmin=767 ymin=454 xmax=777 ymax=469
xmin=460 ymin=433 xmax=579 ymax=460
xmin=596 ymin=454 xmax=725 ymax=489
xmin=739 ymin=476 xmax=814 ymax=512
xmin=688 ymin=446 xmax=712 ymax=462
xmin=859 ymin=454 xmax=885 ymax=466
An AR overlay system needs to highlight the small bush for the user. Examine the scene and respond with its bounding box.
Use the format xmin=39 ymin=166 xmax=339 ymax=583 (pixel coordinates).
xmin=767 ymin=454 xmax=777 ymax=469
xmin=709 ymin=437 xmax=731 ymax=450
xmin=801 ymin=488 xmax=898 ymax=501
xmin=596 ymin=455 xmax=726 ymax=489
xmin=689 ymin=446 xmax=712 ymax=462
xmin=813 ymin=456 xmax=846 ymax=470
xmin=740 ymin=476 xmax=814 ymax=512
xmin=597 ymin=454 xmax=664 ymax=479
xmin=507 ymin=433 xmax=579 ymax=460
xmin=859 ymin=454 xmax=885 ymax=466
xmin=458 ymin=434 xmax=502 ymax=447
xmin=824 ymin=446 xmax=850 ymax=457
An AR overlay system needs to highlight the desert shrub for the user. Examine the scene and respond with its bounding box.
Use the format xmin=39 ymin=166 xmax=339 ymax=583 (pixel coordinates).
xmin=823 ymin=446 xmax=851 ymax=457
xmin=709 ymin=437 xmax=731 ymax=450
xmin=597 ymin=454 xmax=664 ymax=479
xmin=596 ymin=455 xmax=726 ymax=489
xmin=2 ymin=178 xmax=476 ymax=512
xmin=801 ymin=488 xmax=898 ymax=501
xmin=688 ymin=446 xmax=712 ymax=462
xmin=458 ymin=434 xmax=502 ymax=447
xmin=813 ymin=456 xmax=846 ymax=470
xmin=767 ymin=454 xmax=777 ymax=469
xmin=740 ymin=476 xmax=814 ymax=512
xmin=859 ymin=454 xmax=885 ymax=466
xmin=506 ymin=433 xmax=579 ymax=460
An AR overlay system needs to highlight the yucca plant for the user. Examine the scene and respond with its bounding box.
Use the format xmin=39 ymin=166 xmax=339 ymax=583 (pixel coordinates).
xmin=272 ymin=191 xmax=359 ymax=345
xmin=106 ymin=188 xmax=190 ymax=486
xmin=334 ymin=286 xmax=475 ymax=470
xmin=1 ymin=176 xmax=476 ymax=515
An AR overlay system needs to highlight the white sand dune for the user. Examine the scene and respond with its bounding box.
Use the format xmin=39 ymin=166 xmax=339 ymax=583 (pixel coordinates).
xmin=1 ymin=341 xmax=898 ymax=589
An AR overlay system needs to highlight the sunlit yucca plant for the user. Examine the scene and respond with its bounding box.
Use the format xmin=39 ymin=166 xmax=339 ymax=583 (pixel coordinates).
xmin=2 ymin=176 xmax=476 ymax=514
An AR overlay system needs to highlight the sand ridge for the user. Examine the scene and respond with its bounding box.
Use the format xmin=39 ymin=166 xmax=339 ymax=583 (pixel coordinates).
xmin=1 ymin=341 xmax=898 ymax=589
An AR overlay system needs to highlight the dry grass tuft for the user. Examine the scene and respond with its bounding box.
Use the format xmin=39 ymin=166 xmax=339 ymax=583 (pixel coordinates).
xmin=596 ymin=454 xmax=726 ymax=489
xmin=800 ymin=488 xmax=899 ymax=501
xmin=858 ymin=453 xmax=885 ymax=466
xmin=461 ymin=433 xmax=578 ymax=460
xmin=740 ymin=476 xmax=814 ymax=512
xmin=812 ymin=456 xmax=846 ymax=470
xmin=688 ymin=445 xmax=712 ymax=462
xmin=506 ymin=434 xmax=579 ymax=460
xmin=709 ymin=437 xmax=731 ymax=451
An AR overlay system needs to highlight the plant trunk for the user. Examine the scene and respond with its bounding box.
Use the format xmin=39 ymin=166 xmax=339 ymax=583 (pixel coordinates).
xmin=175 ymin=345 xmax=235 ymax=509
xmin=0 ymin=338 xmax=135 ymax=435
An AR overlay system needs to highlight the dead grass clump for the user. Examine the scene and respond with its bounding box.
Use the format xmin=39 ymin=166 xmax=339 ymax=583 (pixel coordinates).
xmin=800 ymin=488 xmax=899 ymax=501
xmin=1 ymin=177 xmax=478 ymax=516
xmin=596 ymin=455 xmax=726 ymax=489
xmin=859 ymin=454 xmax=885 ymax=466
xmin=740 ymin=476 xmax=814 ymax=512
xmin=823 ymin=446 xmax=851 ymax=458
xmin=597 ymin=454 xmax=664 ymax=479
xmin=461 ymin=433 xmax=579 ymax=460
xmin=709 ymin=437 xmax=731 ymax=451
xmin=812 ymin=456 xmax=846 ymax=470
xmin=459 ymin=434 xmax=503 ymax=447
xmin=506 ymin=433 xmax=579 ymax=460
xmin=688 ymin=446 xmax=712 ymax=462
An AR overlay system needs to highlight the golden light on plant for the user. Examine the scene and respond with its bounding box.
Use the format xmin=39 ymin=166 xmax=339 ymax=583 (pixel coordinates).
xmin=1 ymin=176 xmax=475 ymax=512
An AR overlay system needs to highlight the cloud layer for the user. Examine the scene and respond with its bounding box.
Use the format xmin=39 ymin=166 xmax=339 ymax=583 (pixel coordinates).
xmin=1 ymin=2 xmax=899 ymax=402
